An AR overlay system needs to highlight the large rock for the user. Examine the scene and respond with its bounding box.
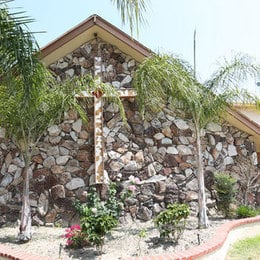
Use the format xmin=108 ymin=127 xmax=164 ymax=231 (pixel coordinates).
xmin=161 ymin=138 xmax=172 ymax=145
xmin=137 ymin=206 xmax=152 ymax=221
xmin=37 ymin=193 xmax=49 ymax=217
xmin=120 ymin=75 xmax=132 ymax=87
xmin=173 ymin=119 xmax=189 ymax=130
xmin=12 ymin=157 xmax=25 ymax=168
xmin=48 ymin=125 xmax=61 ymax=136
xmin=65 ymin=178 xmax=85 ymax=190
xmin=151 ymin=118 xmax=161 ymax=129
xmin=43 ymin=156 xmax=56 ymax=168
xmin=124 ymin=161 xmax=138 ymax=171
xmin=134 ymin=151 xmax=144 ymax=163
xmin=228 ymin=145 xmax=237 ymax=157
xmin=45 ymin=209 xmax=57 ymax=224
xmin=72 ymin=119 xmax=82 ymax=133
xmin=166 ymin=146 xmax=178 ymax=154
xmin=0 ymin=174 xmax=13 ymax=187
xmin=110 ymin=161 xmax=124 ymax=172
xmin=56 ymin=155 xmax=70 ymax=165
xmin=47 ymin=146 xmax=60 ymax=156
xmin=153 ymin=133 xmax=165 ymax=140
xmin=206 ymin=122 xmax=222 ymax=132
xmin=177 ymin=145 xmax=192 ymax=155
xmin=51 ymin=185 xmax=65 ymax=200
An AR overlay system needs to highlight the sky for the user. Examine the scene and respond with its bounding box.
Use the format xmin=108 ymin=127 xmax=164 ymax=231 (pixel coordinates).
xmin=6 ymin=0 xmax=260 ymax=95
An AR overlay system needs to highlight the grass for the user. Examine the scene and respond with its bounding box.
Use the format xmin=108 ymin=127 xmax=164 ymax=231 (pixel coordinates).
xmin=226 ymin=235 xmax=260 ymax=260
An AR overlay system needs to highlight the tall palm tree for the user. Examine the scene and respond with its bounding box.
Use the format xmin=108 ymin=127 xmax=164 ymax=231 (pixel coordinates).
xmin=0 ymin=0 xmax=47 ymax=241
xmin=0 ymin=0 xmax=146 ymax=242
xmin=133 ymin=53 xmax=259 ymax=228
xmin=0 ymin=0 xmax=128 ymax=241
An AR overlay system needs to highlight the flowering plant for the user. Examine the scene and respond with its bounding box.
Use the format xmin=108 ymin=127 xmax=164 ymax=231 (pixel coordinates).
xmin=74 ymin=184 xmax=120 ymax=253
xmin=121 ymin=175 xmax=141 ymax=201
xmin=73 ymin=179 xmax=141 ymax=253
xmin=62 ymin=224 xmax=88 ymax=248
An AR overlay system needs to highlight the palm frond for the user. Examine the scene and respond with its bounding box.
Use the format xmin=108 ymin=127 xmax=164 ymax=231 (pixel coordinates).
xmin=205 ymin=53 xmax=260 ymax=93
xmin=133 ymin=53 xmax=196 ymax=118
xmin=0 ymin=1 xmax=43 ymax=107
xmin=110 ymin=0 xmax=148 ymax=36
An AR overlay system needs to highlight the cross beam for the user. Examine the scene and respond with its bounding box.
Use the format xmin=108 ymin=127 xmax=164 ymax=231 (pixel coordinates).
xmin=76 ymin=56 xmax=137 ymax=184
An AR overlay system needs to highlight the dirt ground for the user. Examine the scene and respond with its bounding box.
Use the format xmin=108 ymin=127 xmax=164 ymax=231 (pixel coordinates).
xmin=0 ymin=216 xmax=229 ymax=260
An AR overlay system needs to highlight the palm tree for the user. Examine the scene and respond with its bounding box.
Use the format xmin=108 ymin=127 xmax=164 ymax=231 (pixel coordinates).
xmin=0 ymin=0 xmax=47 ymax=241
xmin=0 ymin=1 xmax=128 ymax=241
xmin=133 ymin=53 xmax=259 ymax=228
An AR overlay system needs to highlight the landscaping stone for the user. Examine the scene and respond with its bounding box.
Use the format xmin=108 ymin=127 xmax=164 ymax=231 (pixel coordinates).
xmin=65 ymin=178 xmax=85 ymax=190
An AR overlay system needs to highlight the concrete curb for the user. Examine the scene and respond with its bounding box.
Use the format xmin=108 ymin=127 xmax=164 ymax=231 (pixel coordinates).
xmin=123 ymin=216 xmax=260 ymax=260
xmin=1 ymin=216 xmax=260 ymax=260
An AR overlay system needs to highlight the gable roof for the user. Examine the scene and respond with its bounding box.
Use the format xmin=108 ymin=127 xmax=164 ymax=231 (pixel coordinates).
xmin=40 ymin=14 xmax=151 ymax=66
xmin=40 ymin=14 xmax=260 ymax=153
xmin=227 ymin=105 xmax=260 ymax=152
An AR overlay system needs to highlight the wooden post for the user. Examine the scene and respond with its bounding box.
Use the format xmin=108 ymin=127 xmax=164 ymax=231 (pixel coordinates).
xmin=93 ymin=56 xmax=105 ymax=184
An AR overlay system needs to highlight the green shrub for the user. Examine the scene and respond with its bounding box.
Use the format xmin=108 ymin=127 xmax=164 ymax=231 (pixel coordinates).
xmin=74 ymin=179 xmax=140 ymax=253
xmin=154 ymin=203 xmax=190 ymax=242
xmin=236 ymin=205 xmax=257 ymax=218
xmin=74 ymin=184 xmax=121 ymax=253
xmin=214 ymin=172 xmax=236 ymax=218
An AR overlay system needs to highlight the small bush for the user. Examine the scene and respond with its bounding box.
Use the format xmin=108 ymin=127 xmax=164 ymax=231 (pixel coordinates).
xmin=74 ymin=185 xmax=120 ymax=253
xmin=214 ymin=172 xmax=236 ymax=217
xmin=154 ymin=203 xmax=190 ymax=243
xmin=236 ymin=205 xmax=257 ymax=218
xmin=74 ymin=179 xmax=140 ymax=254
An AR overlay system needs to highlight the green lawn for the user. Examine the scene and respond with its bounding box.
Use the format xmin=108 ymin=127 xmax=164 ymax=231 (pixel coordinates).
xmin=226 ymin=235 xmax=260 ymax=260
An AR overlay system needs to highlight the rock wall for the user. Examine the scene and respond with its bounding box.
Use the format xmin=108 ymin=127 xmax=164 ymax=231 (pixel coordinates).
xmin=0 ymin=38 xmax=260 ymax=226
xmin=48 ymin=37 xmax=136 ymax=88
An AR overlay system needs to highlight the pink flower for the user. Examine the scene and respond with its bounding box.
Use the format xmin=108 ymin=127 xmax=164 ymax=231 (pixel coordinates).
xmin=134 ymin=177 xmax=141 ymax=185
xmin=71 ymin=225 xmax=81 ymax=231
xmin=67 ymin=239 xmax=73 ymax=246
xmin=129 ymin=175 xmax=141 ymax=185
xmin=82 ymin=191 xmax=88 ymax=197
xmin=128 ymin=185 xmax=136 ymax=192
xmin=65 ymin=233 xmax=73 ymax=238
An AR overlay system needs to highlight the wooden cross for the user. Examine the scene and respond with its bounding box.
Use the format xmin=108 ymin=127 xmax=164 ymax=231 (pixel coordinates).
xmin=77 ymin=56 xmax=137 ymax=184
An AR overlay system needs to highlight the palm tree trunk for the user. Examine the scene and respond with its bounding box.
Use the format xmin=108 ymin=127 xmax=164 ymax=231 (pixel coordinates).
xmin=194 ymin=121 xmax=209 ymax=228
xmin=18 ymin=154 xmax=32 ymax=242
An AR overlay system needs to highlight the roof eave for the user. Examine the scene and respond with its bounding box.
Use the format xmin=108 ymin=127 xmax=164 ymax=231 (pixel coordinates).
xmin=40 ymin=14 xmax=151 ymax=65
xmin=227 ymin=107 xmax=260 ymax=135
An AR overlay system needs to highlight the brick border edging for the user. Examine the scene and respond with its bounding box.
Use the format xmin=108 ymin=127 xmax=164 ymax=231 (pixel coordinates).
xmin=1 ymin=216 xmax=260 ymax=260
xmin=0 ymin=243 xmax=54 ymax=260
xmin=122 ymin=215 xmax=260 ymax=260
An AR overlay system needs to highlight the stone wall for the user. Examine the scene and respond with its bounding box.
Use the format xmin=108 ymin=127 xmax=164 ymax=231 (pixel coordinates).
xmin=48 ymin=37 xmax=136 ymax=88
xmin=0 ymin=38 xmax=260 ymax=226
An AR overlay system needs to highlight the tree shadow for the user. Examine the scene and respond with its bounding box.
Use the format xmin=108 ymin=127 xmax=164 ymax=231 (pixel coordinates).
xmin=0 ymin=234 xmax=20 ymax=244
xmin=64 ymin=247 xmax=101 ymax=260
xmin=146 ymin=236 xmax=177 ymax=251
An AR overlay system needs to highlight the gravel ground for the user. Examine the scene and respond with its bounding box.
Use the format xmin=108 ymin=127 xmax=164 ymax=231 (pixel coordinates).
xmin=0 ymin=216 xmax=229 ymax=260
